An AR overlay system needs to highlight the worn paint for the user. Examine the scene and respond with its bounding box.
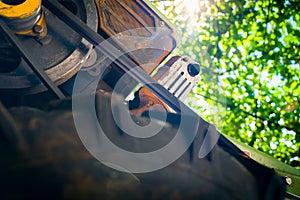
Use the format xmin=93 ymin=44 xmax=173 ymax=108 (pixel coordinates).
xmin=0 ymin=0 xmax=40 ymax=19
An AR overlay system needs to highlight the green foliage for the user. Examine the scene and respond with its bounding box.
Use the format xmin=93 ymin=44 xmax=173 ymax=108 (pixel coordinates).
xmin=154 ymin=0 xmax=300 ymax=169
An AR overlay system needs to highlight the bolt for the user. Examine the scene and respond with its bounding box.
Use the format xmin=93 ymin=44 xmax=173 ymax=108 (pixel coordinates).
xmin=36 ymin=35 xmax=52 ymax=46
xmin=187 ymin=63 xmax=200 ymax=77
xmin=182 ymin=57 xmax=189 ymax=62
xmin=159 ymin=21 xmax=165 ymax=27
xmin=284 ymin=176 xmax=292 ymax=185
xmin=135 ymin=43 xmax=142 ymax=49
xmin=33 ymin=25 xmax=44 ymax=34
xmin=117 ymin=33 xmax=123 ymax=39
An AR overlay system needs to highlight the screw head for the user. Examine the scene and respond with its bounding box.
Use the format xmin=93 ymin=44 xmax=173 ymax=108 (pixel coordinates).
xmin=187 ymin=63 xmax=200 ymax=77
xmin=33 ymin=25 xmax=43 ymax=34
xmin=182 ymin=57 xmax=189 ymax=62
xmin=159 ymin=21 xmax=165 ymax=27
xmin=284 ymin=176 xmax=292 ymax=185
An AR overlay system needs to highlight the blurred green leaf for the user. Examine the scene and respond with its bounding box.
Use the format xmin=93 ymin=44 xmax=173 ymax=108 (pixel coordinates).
xmin=154 ymin=0 xmax=300 ymax=169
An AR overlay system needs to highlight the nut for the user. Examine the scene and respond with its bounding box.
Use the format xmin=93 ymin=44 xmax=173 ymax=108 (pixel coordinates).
xmin=33 ymin=25 xmax=43 ymax=34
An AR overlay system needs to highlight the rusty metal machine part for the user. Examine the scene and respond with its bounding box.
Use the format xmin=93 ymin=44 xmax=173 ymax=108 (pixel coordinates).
xmin=0 ymin=0 xmax=47 ymax=38
xmin=63 ymin=0 xmax=178 ymax=98
xmin=0 ymin=0 xmax=176 ymax=97
xmin=130 ymin=87 xmax=171 ymax=116
xmin=0 ymin=0 xmax=98 ymax=95
xmin=95 ymin=0 xmax=177 ymax=74
xmin=129 ymin=56 xmax=200 ymax=115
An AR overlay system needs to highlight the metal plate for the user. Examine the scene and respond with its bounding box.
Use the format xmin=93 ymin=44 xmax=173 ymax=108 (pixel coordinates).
xmin=95 ymin=0 xmax=177 ymax=74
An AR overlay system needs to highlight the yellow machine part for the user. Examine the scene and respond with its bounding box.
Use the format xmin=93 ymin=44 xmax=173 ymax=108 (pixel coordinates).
xmin=0 ymin=0 xmax=41 ymax=19
xmin=0 ymin=0 xmax=47 ymax=38
xmin=17 ymin=10 xmax=47 ymax=38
